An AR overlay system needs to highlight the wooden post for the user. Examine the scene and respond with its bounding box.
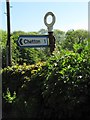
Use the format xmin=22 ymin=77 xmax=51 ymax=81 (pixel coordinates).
xmin=6 ymin=0 xmax=12 ymax=66
xmin=48 ymin=32 xmax=55 ymax=54
xmin=88 ymin=2 xmax=90 ymax=49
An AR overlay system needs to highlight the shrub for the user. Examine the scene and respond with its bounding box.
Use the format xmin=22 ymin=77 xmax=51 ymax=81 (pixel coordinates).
xmin=2 ymin=46 xmax=90 ymax=119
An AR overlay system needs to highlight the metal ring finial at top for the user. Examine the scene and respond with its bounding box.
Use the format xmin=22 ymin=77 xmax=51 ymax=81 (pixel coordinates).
xmin=44 ymin=12 xmax=56 ymax=32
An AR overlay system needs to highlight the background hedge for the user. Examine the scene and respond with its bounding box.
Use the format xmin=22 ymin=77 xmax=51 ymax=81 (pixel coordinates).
xmin=2 ymin=46 xmax=90 ymax=119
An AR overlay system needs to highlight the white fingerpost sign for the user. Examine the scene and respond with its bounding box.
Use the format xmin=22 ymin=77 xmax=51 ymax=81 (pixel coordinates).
xmin=18 ymin=35 xmax=49 ymax=47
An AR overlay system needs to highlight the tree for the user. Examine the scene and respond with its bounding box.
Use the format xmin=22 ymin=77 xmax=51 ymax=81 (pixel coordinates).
xmin=53 ymin=29 xmax=65 ymax=51
xmin=62 ymin=29 xmax=88 ymax=51
xmin=38 ymin=29 xmax=47 ymax=35
xmin=0 ymin=30 xmax=7 ymax=68
xmin=54 ymin=29 xmax=65 ymax=43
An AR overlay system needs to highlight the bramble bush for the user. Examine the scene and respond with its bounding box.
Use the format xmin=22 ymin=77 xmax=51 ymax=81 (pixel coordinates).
xmin=2 ymin=45 xmax=90 ymax=119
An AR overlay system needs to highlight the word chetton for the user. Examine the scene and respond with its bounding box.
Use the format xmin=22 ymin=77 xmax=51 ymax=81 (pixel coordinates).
xmin=18 ymin=35 xmax=49 ymax=47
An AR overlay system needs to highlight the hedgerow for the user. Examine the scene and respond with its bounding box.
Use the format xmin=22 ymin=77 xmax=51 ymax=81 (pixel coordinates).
xmin=2 ymin=46 xmax=90 ymax=119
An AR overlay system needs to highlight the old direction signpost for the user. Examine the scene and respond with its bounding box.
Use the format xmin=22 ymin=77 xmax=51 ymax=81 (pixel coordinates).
xmin=18 ymin=12 xmax=56 ymax=54
xmin=18 ymin=35 xmax=49 ymax=47
xmin=44 ymin=12 xmax=56 ymax=53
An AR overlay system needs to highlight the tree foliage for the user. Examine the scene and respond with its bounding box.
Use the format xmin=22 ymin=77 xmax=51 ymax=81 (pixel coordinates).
xmin=1 ymin=28 xmax=90 ymax=119
xmin=62 ymin=29 xmax=88 ymax=50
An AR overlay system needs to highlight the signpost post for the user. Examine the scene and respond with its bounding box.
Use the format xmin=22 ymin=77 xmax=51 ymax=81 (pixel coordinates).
xmin=18 ymin=12 xmax=56 ymax=54
xmin=44 ymin=12 xmax=56 ymax=54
